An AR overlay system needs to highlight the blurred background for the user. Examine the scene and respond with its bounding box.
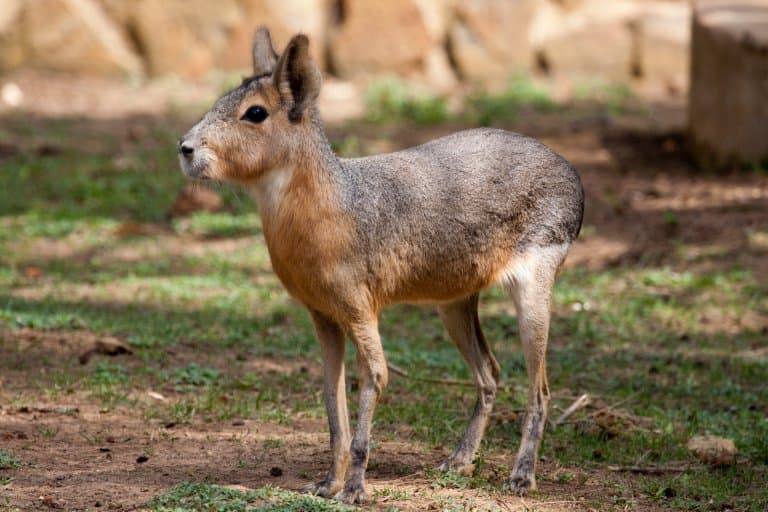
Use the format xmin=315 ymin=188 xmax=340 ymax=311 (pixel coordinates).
xmin=1 ymin=0 xmax=765 ymax=165
xmin=1 ymin=1 xmax=767 ymax=511
xmin=1 ymin=0 xmax=692 ymax=117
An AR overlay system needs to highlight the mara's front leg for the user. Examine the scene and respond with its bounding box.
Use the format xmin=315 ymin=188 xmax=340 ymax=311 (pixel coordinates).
xmin=304 ymin=311 xmax=350 ymax=497
xmin=335 ymin=318 xmax=388 ymax=505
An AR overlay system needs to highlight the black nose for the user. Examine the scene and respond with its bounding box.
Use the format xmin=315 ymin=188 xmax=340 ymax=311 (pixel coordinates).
xmin=179 ymin=141 xmax=194 ymax=156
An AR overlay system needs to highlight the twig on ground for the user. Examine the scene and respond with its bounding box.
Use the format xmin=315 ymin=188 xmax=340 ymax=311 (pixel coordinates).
xmin=384 ymin=469 xmax=425 ymax=483
xmin=590 ymin=393 xmax=637 ymax=417
xmin=607 ymin=465 xmax=692 ymax=474
xmin=554 ymin=393 xmax=591 ymax=426
xmin=12 ymin=405 xmax=79 ymax=415
xmin=386 ymin=362 xmax=476 ymax=387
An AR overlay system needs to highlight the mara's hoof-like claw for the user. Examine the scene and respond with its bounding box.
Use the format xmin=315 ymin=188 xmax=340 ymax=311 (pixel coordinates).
xmin=303 ymin=479 xmax=342 ymax=498
xmin=334 ymin=482 xmax=367 ymax=505
xmin=436 ymin=459 xmax=475 ymax=476
xmin=503 ymin=473 xmax=536 ymax=496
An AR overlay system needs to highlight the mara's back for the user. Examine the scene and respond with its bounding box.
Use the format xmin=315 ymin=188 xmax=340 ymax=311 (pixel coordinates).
xmin=336 ymin=128 xmax=584 ymax=303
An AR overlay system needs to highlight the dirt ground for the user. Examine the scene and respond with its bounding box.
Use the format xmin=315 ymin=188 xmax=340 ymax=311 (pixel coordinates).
xmin=1 ymin=72 xmax=766 ymax=511
xmin=0 ymin=328 xmax=650 ymax=512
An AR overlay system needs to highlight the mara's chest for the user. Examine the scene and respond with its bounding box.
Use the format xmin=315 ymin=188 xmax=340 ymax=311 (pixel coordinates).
xmin=260 ymin=200 xmax=358 ymax=313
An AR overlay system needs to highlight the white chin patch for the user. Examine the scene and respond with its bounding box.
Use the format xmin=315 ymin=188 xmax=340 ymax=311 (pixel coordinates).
xmin=179 ymin=149 xmax=216 ymax=180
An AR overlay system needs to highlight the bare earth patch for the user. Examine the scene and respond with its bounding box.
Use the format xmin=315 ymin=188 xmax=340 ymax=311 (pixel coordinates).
xmin=0 ymin=391 xmax=641 ymax=511
xmin=2 ymin=327 xmax=660 ymax=511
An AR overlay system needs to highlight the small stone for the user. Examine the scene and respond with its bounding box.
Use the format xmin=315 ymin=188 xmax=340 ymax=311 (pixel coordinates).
xmin=687 ymin=435 xmax=737 ymax=466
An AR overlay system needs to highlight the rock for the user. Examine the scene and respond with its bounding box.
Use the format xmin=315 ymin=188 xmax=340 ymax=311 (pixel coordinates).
xmin=0 ymin=0 xmax=21 ymax=33
xmin=688 ymin=0 xmax=768 ymax=170
xmin=415 ymin=0 xmax=460 ymax=91
xmin=414 ymin=0 xmax=458 ymax=41
xmin=532 ymin=0 xmax=644 ymax=81
xmin=0 ymin=0 xmax=142 ymax=75
xmin=222 ymin=0 xmax=328 ymax=72
xmin=423 ymin=45 xmax=459 ymax=93
xmin=119 ymin=0 xmax=327 ymax=77
xmin=318 ymin=78 xmax=365 ymax=123
xmin=687 ymin=435 xmax=737 ymax=466
xmin=530 ymin=0 xmax=642 ymax=48
xmin=0 ymin=0 xmax=24 ymax=69
xmin=632 ymin=2 xmax=691 ymax=95
xmin=449 ymin=0 xmax=537 ymax=88
xmin=538 ymin=22 xmax=634 ymax=81
xmin=328 ymin=0 xmax=434 ymax=79
xmin=127 ymin=0 xmax=240 ymax=78
xmin=557 ymin=0 xmax=586 ymax=10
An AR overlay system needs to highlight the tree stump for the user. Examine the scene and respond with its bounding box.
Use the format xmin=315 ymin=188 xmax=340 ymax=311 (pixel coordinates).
xmin=688 ymin=0 xmax=768 ymax=171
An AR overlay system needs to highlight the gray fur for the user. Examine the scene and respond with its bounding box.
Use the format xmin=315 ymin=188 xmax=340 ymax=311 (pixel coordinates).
xmin=340 ymin=128 xmax=583 ymax=255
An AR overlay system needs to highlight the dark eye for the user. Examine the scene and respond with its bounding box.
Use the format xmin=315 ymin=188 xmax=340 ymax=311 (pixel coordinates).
xmin=241 ymin=105 xmax=269 ymax=123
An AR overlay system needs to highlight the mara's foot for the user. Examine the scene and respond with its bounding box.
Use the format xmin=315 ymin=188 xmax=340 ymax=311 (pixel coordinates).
xmin=436 ymin=458 xmax=475 ymax=476
xmin=503 ymin=472 xmax=536 ymax=496
xmin=334 ymin=481 xmax=367 ymax=505
xmin=303 ymin=478 xmax=343 ymax=498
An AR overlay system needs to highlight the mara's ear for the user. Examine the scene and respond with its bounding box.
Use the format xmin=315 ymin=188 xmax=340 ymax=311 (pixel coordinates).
xmin=252 ymin=26 xmax=278 ymax=76
xmin=272 ymin=34 xmax=321 ymax=122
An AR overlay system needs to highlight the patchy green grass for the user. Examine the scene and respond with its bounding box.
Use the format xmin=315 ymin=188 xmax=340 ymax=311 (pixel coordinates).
xmin=0 ymin=450 xmax=22 ymax=470
xmin=363 ymin=74 xmax=556 ymax=127
xmin=149 ymin=482 xmax=354 ymax=512
xmin=364 ymin=77 xmax=450 ymax=125
xmin=466 ymin=74 xmax=555 ymax=126
xmin=573 ymin=78 xmax=638 ymax=115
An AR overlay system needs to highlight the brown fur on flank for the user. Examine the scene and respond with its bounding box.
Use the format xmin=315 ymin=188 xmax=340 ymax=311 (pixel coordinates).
xmin=178 ymin=26 xmax=584 ymax=504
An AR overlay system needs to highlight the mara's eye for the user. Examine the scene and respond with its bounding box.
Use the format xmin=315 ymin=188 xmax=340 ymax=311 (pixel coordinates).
xmin=241 ymin=105 xmax=269 ymax=123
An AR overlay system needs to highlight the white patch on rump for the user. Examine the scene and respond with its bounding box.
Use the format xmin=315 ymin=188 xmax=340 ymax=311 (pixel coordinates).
xmin=497 ymin=243 xmax=570 ymax=290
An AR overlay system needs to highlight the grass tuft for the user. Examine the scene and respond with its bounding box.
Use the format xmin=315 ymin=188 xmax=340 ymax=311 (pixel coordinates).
xmin=466 ymin=74 xmax=554 ymax=126
xmin=0 ymin=450 xmax=22 ymax=470
xmin=365 ymin=77 xmax=450 ymax=125
xmin=148 ymin=482 xmax=355 ymax=512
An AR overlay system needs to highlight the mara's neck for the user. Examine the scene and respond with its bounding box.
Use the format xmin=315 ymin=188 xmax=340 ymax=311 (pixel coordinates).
xmin=251 ymin=121 xmax=345 ymax=231
xmin=248 ymin=121 xmax=354 ymax=305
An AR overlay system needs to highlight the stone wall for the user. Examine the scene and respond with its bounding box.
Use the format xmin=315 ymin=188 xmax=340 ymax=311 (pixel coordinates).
xmin=0 ymin=0 xmax=690 ymax=92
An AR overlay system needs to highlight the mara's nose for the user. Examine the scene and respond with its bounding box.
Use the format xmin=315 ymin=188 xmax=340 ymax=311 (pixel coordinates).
xmin=179 ymin=140 xmax=194 ymax=156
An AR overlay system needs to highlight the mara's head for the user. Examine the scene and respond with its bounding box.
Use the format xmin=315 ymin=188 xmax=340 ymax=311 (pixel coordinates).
xmin=178 ymin=27 xmax=322 ymax=183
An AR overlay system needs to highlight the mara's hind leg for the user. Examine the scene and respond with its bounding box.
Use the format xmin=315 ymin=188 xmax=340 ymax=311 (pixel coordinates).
xmin=437 ymin=294 xmax=501 ymax=473
xmin=504 ymin=244 xmax=567 ymax=494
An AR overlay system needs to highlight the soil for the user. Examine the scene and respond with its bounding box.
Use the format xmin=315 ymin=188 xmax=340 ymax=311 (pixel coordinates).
xmin=1 ymin=328 xmax=625 ymax=512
